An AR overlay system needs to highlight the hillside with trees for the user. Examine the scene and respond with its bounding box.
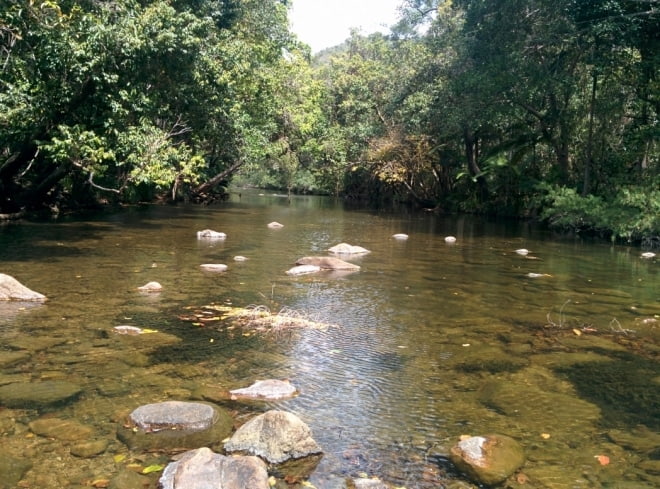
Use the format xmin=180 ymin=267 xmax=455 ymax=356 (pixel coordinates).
xmin=1 ymin=0 xmax=657 ymax=242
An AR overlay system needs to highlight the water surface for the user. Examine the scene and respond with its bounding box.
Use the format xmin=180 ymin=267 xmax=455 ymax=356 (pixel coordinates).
xmin=0 ymin=191 xmax=658 ymax=488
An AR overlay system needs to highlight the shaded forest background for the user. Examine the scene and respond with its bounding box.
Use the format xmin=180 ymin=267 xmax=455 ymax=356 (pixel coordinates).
xmin=1 ymin=0 xmax=658 ymax=242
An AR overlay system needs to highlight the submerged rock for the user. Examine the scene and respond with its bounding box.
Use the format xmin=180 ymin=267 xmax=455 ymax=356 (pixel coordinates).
xmin=117 ymin=401 xmax=233 ymax=451
xmin=29 ymin=418 xmax=94 ymax=441
xmin=392 ymin=233 xmax=409 ymax=240
xmin=0 ymin=274 xmax=46 ymax=301
xmin=328 ymin=243 xmax=370 ymax=254
xmin=449 ymin=434 xmax=524 ymax=486
xmin=267 ymin=221 xmax=284 ymax=229
xmin=0 ymin=454 xmax=32 ymax=489
xmin=0 ymin=380 xmax=82 ymax=408
xmin=295 ymin=256 xmax=360 ymax=271
xmin=159 ymin=447 xmax=269 ymax=489
xmin=197 ymin=229 xmax=226 ymax=239
xmin=224 ymin=409 xmax=322 ymax=464
xmin=230 ymin=379 xmax=298 ymax=400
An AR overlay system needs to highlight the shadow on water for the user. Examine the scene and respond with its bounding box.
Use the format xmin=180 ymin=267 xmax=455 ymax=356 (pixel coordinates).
xmin=554 ymin=350 xmax=660 ymax=430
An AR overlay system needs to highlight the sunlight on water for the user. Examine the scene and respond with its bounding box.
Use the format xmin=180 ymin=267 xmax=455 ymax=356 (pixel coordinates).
xmin=0 ymin=190 xmax=658 ymax=489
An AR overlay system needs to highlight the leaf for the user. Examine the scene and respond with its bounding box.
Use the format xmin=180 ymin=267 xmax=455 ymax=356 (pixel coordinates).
xmin=113 ymin=454 xmax=127 ymax=463
xmin=540 ymin=433 xmax=551 ymax=439
xmin=140 ymin=328 xmax=159 ymax=334
xmin=142 ymin=464 xmax=165 ymax=474
xmin=572 ymin=328 xmax=582 ymax=336
xmin=595 ymin=455 xmax=610 ymax=466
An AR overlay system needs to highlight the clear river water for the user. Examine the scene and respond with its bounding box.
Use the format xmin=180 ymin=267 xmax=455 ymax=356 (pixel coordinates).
xmin=0 ymin=190 xmax=658 ymax=489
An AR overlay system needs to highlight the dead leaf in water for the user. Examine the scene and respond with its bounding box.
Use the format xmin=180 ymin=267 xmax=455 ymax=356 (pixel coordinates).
xmin=595 ymin=454 xmax=610 ymax=465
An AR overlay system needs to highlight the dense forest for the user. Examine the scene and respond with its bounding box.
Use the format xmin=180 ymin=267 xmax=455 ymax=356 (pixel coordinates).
xmin=1 ymin=0 xmax=658 ymax=242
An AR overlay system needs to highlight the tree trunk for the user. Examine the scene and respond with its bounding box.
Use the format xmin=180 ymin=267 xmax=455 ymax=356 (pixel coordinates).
xmin=191 ymin=159 xmax=244 ymax=198
xmin=582 ymin=71 xmax=597 ymax=196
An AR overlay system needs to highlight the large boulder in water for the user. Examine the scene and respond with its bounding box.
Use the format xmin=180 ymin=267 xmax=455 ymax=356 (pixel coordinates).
xmin=159 ymin=447 xmax=269 ymax=489
xmin=117 ymin=401 xmax=233 ymax=452
xmin=295 ymin=256 xmax=360 ymax=271
xmin=449 ymin=434 xmax=525 ymax=486
xmin=225 ymin=410 xmax=322 ymax=463
xmin=0 ymin=274 xmax=46 ymax=301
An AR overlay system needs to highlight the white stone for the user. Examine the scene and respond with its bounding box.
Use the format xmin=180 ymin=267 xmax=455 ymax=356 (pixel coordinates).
xmin=286 ymin=265 xmax=321 ymax=276
xmin=200 ymin=264 xmax=228 ymax=272
xmin=392 ymin=233 xmax=409 ymax=240
xmin=196 ymin=229 xmax=226 ymax=239
xmin=445 ymin=236 xmax=457 ymax=243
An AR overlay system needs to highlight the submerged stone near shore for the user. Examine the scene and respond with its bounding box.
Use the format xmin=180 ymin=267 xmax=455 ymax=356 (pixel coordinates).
xmin=0 ymin=274 xmax=46 ymax=301
xmin=117 ymin=400 xmax=233 ymax=451
xmin=450 ymin=434 xmax=524 ymax=486
xmin=0 ymin=381 xmax=82 ymax=408
xmin=160 ymin=447 xmax=269 ymax=489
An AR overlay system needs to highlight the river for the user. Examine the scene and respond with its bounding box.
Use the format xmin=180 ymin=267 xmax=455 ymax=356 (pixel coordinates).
xmin=0 ymin=190 xmax=658 ymax=489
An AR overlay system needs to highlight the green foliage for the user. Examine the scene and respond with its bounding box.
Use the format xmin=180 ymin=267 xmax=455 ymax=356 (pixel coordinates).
xmin=539 ymin=183 xmax=660 ymax=241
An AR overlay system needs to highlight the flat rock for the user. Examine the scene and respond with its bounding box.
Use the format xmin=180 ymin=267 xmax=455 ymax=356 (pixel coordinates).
xmin=0 ymin=273 xmax=46 ymax=301
xmin=0 ymin=351 xmax=31 ymax=368
xmin=0 ymin=381 xmax=82 ymax=408
xmin=129 ymin=401 xmax=217 ymax=432
xmin=230 ymin=379 xmax=298 ymax=400
xmin=295 ymin=256 xmax=360 ymax=271
xmin=224 ymin=409 xmax=322 ymax=464
xmin=117 ymin=401 xmax=233 ymax=452
xmin=160 ymin=447 xmax=269 ymax=489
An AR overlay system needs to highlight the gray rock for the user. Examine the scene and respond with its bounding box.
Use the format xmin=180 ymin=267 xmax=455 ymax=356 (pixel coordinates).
xmin=0 ymin=274 xmax=46 ymax=301
xmin=224 ymin=409 xmax=322 ymax=464
xmin=295 ymin=256 xmax=360 ymax=271
xmin=230 ymin=379 xmax=298 ymax=400
xmin=117 ymin=401 xmax=233 ymax=452
xmin=159 ymin=447 xmax=269 ymax=489
xmin=0 ymin=381 xmax=82 ymax=408
xmin=449 ymin=434 xmax=524 ymax=486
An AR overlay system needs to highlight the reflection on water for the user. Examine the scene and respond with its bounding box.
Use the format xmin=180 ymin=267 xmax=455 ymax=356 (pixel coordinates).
xmin=0 ymin=190 xmax=658 ymax=488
